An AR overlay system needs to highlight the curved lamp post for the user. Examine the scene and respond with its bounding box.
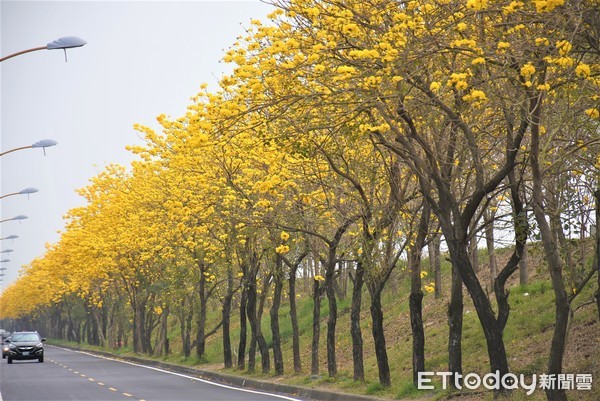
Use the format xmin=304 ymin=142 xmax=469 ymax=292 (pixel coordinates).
xmin=0 ymin=235 xmax=18 ymax=241
xmin=0 ymin=215 xmax=28 ymax=224
xmin=0 ymin=36 xmax=86 ymax=63
xmin=0 ymin=187 xmax=39 ymax=200
xmin=0 ymin=139 xmax=57 ymax=157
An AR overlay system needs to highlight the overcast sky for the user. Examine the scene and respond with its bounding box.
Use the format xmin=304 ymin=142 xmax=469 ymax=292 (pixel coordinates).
xmin=1 ymin=0 xmax=274 ymax=291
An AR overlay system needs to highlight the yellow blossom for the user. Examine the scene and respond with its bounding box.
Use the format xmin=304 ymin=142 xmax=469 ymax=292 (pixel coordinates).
xmin=556 ymin=40 xmax=572 ymax=56
xmin=447 ymin=72 xmax=469 ymax=90
xmin=520 ymin=63 xmax=536 ymax=78
xmin=462 ymin=89 xmax=487 ymax=103
xmin=314 ymin=275 xmax=325 ymax=282
xmin=575 ymin=63 xmax=591 ymax=78
xmin=537 ymin=83 xmax=551 ymax=91
xmin=275 ymin=244 xmax=290 ymax=254
xmin=497 ymin=41 xmax=511 ymax=53
xmin=503 ymin=1 xmax=524 ymax=14
xmin=534 ymin=0 xmax=565 ymax=13
xmin=466 ymin=0 xmax=488 ymax=10
xmin=585 ymin=108 xmax=600 ymax=119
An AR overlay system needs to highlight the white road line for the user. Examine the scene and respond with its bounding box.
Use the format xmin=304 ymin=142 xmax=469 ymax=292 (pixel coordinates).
xmin=51 ymin=345 xmax=303 ymax=401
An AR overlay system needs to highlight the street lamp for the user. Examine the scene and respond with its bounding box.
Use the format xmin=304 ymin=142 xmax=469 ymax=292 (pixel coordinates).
xmin=0 ymin=187 xmax=39 ymax=200
xmin=0 ymin=235 xmax=18 ymax=241
xmin=0 ymin=139 xmax=57 ymax=157
xmin=0 ymin=215 xmax=28 ymax=224
xmin=0 ymin=36 xmax=87 ymax=63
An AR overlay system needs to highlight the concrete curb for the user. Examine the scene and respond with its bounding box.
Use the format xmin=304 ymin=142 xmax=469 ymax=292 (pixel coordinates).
xmin=56 ymin=344 xmax=391 ymax=401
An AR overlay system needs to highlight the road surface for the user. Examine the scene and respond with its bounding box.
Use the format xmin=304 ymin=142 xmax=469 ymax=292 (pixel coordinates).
xmin=0 ymin=346 xmax=303 ymax=401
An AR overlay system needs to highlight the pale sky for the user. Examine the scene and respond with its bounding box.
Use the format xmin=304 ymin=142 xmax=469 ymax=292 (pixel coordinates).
xmin=0 ymin=0 xmax=275 ymax=290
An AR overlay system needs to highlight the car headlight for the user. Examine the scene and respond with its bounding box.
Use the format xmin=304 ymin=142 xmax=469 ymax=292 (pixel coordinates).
xmin=36 ymin=343 xmax=43 ymax=348
xmin=9 ymin=344 xmax=17 ymax=349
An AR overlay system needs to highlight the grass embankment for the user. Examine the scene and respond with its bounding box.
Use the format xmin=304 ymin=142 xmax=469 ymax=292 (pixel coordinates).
xmin=51 ymin=246 xmax=600 ymax=400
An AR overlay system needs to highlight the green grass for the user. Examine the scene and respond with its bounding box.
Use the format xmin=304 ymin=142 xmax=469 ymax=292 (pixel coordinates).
xmin=49 ymin=245 xmax=600 ymax=400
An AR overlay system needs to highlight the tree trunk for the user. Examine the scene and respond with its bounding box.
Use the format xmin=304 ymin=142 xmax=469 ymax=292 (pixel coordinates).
xmin=428 ymin=234 xmax=442 ymax=299
xmin=288 ymin=266 xmax=302 ymax=373
xmin=410 ymin=203 xmax=430 ymax=386
xmin=325 ymin=265 xmax=338 ymax=378
xmin=455 ymin=242 xmax=510 ymax=387
xmin=350 ymin=262 xmax=365 ymax=381
xmin=484 ymin=209 xmax=498 ymax=291
xmin=222 ymin=268 xmax=234 ymax=369
xmin=409 ymin=292 xmax=425 ymax=385
xmin=246 ymin=278 xmax=270 ymax=374
xmin=531 ymin=114 xmax=568 ymax=401
xmin=595 ymin=189 xmax=600 ymax=320
xmin=370 ymin=289 xmax=391 ymax=387
xmin=196 ymin=277 xmax=207 ymax=360
xmin=311 ymin=279 xmax=323 ymax=377
xmin=270 ymin=256 xmax=284 ymax=376
xmin=237 ymin=283 xmax=248 ymax=370
xmin=519 ymin=246 xmax=529 ymax=286
xmin=325 ymin=280 xmax=337 ymax=378
xmin=180 ymin=303 xmax=193 ymax=358
xmin=448 ymin=264 xmax=463 ymax=386
xmin=155 ymin=307 xmax=169 ymax=356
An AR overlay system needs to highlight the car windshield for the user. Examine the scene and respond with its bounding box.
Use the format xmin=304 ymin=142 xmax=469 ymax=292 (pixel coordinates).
xmin=11 ymin=333 xmax=40 ymax=342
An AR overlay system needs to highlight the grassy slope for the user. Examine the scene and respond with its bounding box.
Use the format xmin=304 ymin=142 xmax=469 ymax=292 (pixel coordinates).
xmin=58 ymin=245 xmax=600 ymax=400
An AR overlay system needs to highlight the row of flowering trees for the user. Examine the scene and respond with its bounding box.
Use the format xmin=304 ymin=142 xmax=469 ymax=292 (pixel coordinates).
xmin=1 ymin=1 xmax=599 ymax=400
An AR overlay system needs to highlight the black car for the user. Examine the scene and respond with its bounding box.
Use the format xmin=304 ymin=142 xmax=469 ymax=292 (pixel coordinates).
xmin=5 ymin=331 xmax=45 ymax=364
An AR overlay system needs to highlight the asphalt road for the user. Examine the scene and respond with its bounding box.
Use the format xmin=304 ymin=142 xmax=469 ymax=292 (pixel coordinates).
xmin=0 ymin=346 xmax=304 ymax=401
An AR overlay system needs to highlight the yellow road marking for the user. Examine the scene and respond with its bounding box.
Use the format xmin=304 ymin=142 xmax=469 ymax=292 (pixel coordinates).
xmin=108 ymin=387 xmax=118 ymax=392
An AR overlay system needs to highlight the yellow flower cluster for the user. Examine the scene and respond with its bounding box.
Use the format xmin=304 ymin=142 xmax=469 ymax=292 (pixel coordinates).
xmin=533 ymin=0 xmax=565 ymax=13
xmin=341 ymin=23 xmax=361 ymax=37
xmin=462 ymin=89 xmax=488 ymax=103
xmin=556 ymin=40 xmax=572 ymax=56
xmin=520 ymin=63 xmax=536 ymax=78
xmin=334 ymin=65 xmax=357 ymax=81
xmin=275 ymin=244 xmax=290 ymax=254
xmin=348 ymin=49 xmax=381 ymax=60
xmin=424 ymin=282 xmax=435 ymax=293
xmin=451 ymin=38 xmax=478 ymax=49
xmin=496 ymin=41 xmax=511 ymax=53
xmin=447 ymin=72 xmax=469 ymax=90
xmin=503 ymin=1 xmax=524 ymax=15
xmin=585 ymin=108 xmax=600 ymax=119
xmin=466 ymin=0 xmax=488 ymax=10
xmin=314 ymin=275 xmax=325 ymax=282
xmin=575 ymin=63 xmax=591 ymax=78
